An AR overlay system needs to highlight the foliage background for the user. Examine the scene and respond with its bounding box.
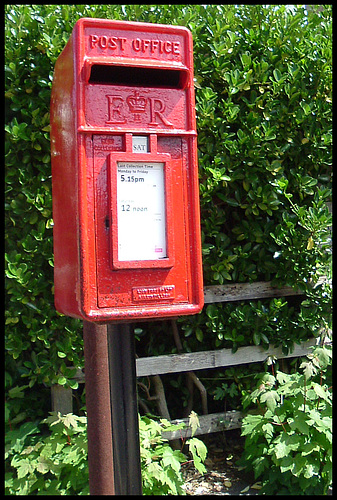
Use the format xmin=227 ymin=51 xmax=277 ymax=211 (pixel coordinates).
xmin=5 ymin=5 xmax=332 ymax=423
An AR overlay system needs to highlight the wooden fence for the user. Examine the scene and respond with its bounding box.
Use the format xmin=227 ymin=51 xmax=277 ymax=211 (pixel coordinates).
xmin=51 ymin=278 xmax=327 ymax=438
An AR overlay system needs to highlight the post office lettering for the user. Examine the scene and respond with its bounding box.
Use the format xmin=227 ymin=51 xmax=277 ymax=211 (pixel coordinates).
xmin=90 ymin=34 xmax=127 ymax=50
xmin=132 ymin=38 xmax=180 ymax=55
xmin=89 ymin=34 xmax=180 ymax=55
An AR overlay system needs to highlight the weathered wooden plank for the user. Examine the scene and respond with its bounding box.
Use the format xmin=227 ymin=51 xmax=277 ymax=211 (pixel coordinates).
xmin=72 ymin=338 xmax=316 ymax=381
xmin=73 ymin=368 xmax=85 ymax=383
xmin=51 ymin=385 xmax=73 ymax=415
xmin=204 ymin=281 xmax=303 ymax=304
xmin=204 ymin=276 xmax=329 ymax=304
xmin=162 ymin=411 xmax=243 ymax=440
xmin=135 ymin=338 xmax=316 ymax=377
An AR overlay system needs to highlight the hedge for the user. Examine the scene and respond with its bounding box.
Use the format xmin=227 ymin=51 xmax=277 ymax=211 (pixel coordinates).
xmin=5 ymin=5 xmax=332 ymax=421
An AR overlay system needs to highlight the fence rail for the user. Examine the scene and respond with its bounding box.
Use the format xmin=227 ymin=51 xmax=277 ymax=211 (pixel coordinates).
xmin=203 ymin=280 xmax=304 ymax=304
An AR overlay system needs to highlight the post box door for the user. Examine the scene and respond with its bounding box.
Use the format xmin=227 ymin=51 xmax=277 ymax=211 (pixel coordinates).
xmin=90 ymin=134 xmax=191 ymax=309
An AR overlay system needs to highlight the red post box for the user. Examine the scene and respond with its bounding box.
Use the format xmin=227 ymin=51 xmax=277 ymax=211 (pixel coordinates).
xmin=50 ymin=18 xmax=203 ymax=322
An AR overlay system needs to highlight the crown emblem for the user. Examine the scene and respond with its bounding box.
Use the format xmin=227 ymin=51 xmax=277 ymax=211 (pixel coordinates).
xmin=126 ymin=91 xmax=147 ymax=121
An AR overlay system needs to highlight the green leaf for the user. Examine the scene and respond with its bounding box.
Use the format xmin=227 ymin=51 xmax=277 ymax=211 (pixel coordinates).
xmin=195 ymin=328 xmax=204 ymax=342
xmin=16 ymin=459 xmax=35 ymax=479
xmin=240 ymin=414 xmax=264 ymax=436
xmin=292 ymin=453 xmax=307 ymax=477
xmin=274 ymin=440 xmax=289 ymax=459
xmin=188 ymin=411 xmax=200 ymax=437
xmin=253 ymin=332 xmax=261 ymax=345
xmin=273 ymin=68 xmax=282 ymax=82
xmin=240 ymin=52 xmax=251 ymax=68
xmin=288 ymin=412 xmax=310 ymax=435
xmin=262 ymin=422 xmax=274 ymax=442
xmin=300 ymin=360 xmax=316 ymax=379
xmin=312 ymin=382 xmax=330 ymax=402
xmin=303 ymin=462 xmax=320 ymax=479
xmin=8 ymin=385 xmax=29 ymax=399
xmin=63 ymin=413 xmax=82 ymax=429
xmin=162 ymin=448 xmax=182 ymax=474
xmin=68 ymin=379 xmax=79 ymax=390
xmin=260 ymin=390 xmax=280 ymax=412
xmin=301 ymin=442 xmax=320 ymax=456
xmin=187 ymin=437 xmax=207 ymax=474
xmin=36 ymin=455 xmax=51 ymax=474
xmin=279 ymin=455 xmax=294 ymax=473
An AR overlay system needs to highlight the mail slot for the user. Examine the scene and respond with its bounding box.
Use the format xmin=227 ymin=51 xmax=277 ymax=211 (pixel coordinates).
xmin=50 ymin=18 xmax=203 ymax=321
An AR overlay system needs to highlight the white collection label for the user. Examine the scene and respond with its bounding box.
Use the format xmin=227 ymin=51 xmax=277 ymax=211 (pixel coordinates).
xmin=117 ymin=162 xmax=167 ymax=261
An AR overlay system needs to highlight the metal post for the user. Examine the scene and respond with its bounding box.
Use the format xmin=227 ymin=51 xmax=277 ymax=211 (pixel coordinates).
xmin=83 ymin=321 xmax=115 ymax=495
xmin=107 ymin=323 xmax=143 ymax=495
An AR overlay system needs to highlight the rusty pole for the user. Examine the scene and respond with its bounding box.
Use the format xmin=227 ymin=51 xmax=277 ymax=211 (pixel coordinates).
xmin=83 ymin=321 xmax=142 ymax=495
xmin=83 ymin=321 xmax=115 ymax=495
xmin=107 ymin=323 xmax=142 ymax=495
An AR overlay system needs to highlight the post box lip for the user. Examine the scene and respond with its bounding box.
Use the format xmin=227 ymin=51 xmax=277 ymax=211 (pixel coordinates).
xmin=83 ymin=57 xmax=190 ymax=85
xmin=80 ymin=301 xmax=204 ymax=322
xmin=84 ymin=57 xmax=189 ymax=71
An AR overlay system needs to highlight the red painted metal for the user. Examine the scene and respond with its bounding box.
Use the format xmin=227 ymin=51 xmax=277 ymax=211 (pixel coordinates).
xmin=51 ymin=18 xmax=203 ymax=322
